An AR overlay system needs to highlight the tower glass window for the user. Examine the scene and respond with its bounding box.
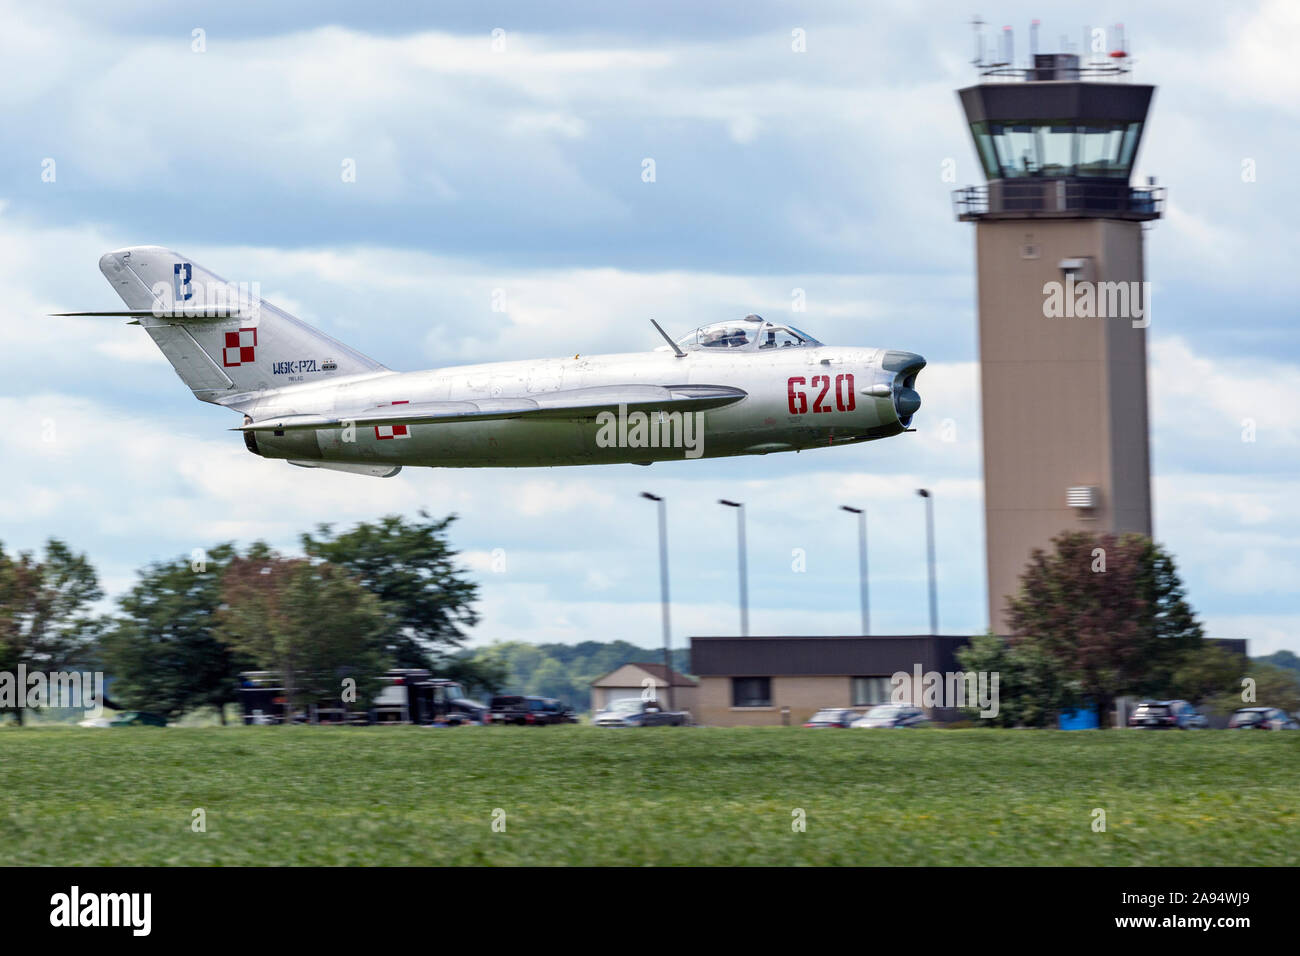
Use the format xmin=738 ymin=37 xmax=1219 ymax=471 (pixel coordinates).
xmin=1039 ymin=124 xmax=1076 ymax=176
xmin=970 ymin=120 xmax=1143 ymax=179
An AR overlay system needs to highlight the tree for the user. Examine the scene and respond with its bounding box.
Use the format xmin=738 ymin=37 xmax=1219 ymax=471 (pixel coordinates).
xmin=1256 ymin=649 xmax=1300 ymax=676
xmin=100 ymin=544 xmax=249 ymax=723
xmin=216 ymin=551 xmax=392 ymax=720
xmin=1005 ymin=531 xmax=1204 ymax=727
xmin=434 ymin=651 xmax=509 ymax=697
xmin=1167 ymin=642 xmax=1242 ymax=708
xmin=1247 ymin=663 xmax=1300 ymax=713
xmin=955 ymin=631 xmax=1078 ymax=728
xmin=300 ymin=512 xmax=479 ymax=666
xmin=0 ymin=539 xmax=102 ymax=724
xmin=1207 ymin=662 xmax=1300 ymax=716
xmin=501 ymin=642 xmax=547 ymax=690
xmin=526 ymin=657 xmax=576 ymax=702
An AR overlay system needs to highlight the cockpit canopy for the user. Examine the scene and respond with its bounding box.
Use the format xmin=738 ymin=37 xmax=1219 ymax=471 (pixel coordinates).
xmin=669 ymin=315 xmax=823 ymax=352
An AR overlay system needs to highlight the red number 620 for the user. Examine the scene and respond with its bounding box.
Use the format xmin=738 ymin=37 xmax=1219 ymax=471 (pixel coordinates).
xmin=787 ymin=373 xmax=855 ymax=415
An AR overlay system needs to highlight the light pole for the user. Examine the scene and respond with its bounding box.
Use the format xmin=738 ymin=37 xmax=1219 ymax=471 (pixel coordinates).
xmin=840 ymin=506 xmax=869 ymax=635
xmin=640 ymin=492 xmax=674 ymax=709
xmin=718 ymin=499 xmax=749 ymax=636
xmin=917 ymin=489 xmax=938 ymax=635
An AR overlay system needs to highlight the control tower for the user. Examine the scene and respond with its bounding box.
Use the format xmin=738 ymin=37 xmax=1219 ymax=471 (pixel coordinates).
xmin=953 ymin=22 xmax=1164 ymax=634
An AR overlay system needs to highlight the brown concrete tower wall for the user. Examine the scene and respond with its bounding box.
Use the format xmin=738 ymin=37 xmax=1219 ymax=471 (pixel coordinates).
xmin=974 ymin=219 xmax=1153 ymax=633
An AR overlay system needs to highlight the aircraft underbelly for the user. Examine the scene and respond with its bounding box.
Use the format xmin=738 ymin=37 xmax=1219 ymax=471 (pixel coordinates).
xmin=312 ymin=413 xmax=811 ymax=468
xmin=310 ymin=418 xmax=595 ymax=468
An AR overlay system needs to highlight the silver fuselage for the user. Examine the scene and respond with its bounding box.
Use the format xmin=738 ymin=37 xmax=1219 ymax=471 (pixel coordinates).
xmin=242 ymin=346 xmax=914 ymax=468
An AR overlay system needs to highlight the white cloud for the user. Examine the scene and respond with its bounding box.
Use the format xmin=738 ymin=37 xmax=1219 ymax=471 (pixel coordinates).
xmin=94 ymin=336 xmax=168 ymax=364
xmin=1150 ymin=0 xmax=1300 ymax=117
xmin=1151 ymin=336 xmax=1299 ymax=452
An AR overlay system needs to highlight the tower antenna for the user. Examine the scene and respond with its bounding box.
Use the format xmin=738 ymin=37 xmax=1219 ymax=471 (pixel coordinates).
xmin=970 ymin=14 xmax=987 ymax=67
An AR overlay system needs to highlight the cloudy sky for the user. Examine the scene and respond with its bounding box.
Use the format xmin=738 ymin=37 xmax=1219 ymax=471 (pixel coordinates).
xmin=3 ymin=0 xmax=1296 ymax=655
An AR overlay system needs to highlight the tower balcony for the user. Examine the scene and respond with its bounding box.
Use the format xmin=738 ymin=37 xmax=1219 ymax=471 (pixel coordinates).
xmin=953 ymin=180 xmax=1165 ymax=221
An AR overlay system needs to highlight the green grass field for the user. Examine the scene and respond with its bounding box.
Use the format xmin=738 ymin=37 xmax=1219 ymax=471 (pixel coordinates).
xmin=2 ymin=726 xmax=1296 ymax=865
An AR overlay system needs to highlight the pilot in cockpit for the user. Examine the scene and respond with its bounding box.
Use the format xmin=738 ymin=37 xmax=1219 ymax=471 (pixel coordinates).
xmin=703 ymin=327 xmax=748 ymax=348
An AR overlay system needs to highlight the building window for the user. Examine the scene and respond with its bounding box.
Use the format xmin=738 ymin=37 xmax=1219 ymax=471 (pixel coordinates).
xmin=852 ymin=676 xmax=892 ymax=706
xmin=732 ymin=677 xmax=771 ymax=707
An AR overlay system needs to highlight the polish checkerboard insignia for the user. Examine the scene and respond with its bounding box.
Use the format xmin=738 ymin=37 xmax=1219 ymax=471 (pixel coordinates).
xmin=375 ymin=400 xmax=410 ymax=440
xmin=222 ymin=327 xmax=258 ymax=367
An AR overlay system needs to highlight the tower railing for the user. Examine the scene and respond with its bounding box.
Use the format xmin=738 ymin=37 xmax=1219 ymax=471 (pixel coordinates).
xmin=953 ymin=182 xmax=1165 ymax=220
xmin=974 ymin=62 xmax=1133 ymax=83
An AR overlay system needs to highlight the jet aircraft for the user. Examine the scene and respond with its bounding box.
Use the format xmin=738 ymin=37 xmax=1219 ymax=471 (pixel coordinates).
xmin=57 ymin=247 xmax=925 ymax=477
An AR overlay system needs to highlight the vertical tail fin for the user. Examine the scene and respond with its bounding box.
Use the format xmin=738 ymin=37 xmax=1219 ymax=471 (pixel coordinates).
xmin=98 ymin=246 xmax=386 ymax=401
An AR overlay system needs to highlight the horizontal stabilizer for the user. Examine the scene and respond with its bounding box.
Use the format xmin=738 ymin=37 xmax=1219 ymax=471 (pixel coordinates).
xmin=238 ymin=384 xmax=747 ymax=433
xmin=50 ymin=309 xmax=245 ymax=319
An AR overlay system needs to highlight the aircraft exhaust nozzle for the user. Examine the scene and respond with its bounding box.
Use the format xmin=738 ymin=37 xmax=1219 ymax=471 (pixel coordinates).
xmin=894 ymin=387 xmax=921 ymax=419
xmin=241 ymin=416 xmax=262 ymax=457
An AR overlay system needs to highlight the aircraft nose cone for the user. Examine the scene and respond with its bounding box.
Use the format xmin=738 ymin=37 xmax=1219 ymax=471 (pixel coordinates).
xmin=895 ymin=387 xmax=921 ymax=418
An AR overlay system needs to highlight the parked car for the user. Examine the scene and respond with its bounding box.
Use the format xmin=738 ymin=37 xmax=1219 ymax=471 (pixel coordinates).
xmin=487 ymin=695 xmax=578 ymax=725
xmin=533 ymin=698 xmax=579 ymax=724
xmin=803 ymin=707 xmax=856 ymax=728
xmin=486 ymin=694 xmax=526 ymax=724
xmin=593 ymin=697 xmax=690 ymax=727
xmin=1128 ymin=699 xmax=1207 ymax=729
xmin=1228 ymin=707 xmax=1300 ymax=730
xmin=851 ymin=704 xmax=928 ymax=728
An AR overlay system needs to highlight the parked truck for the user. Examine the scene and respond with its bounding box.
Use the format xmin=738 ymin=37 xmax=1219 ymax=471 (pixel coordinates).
xmin=237 ymin=669 xmax=485 ymax=725
xmin=370 ymin=670 xmax=486 ymax=724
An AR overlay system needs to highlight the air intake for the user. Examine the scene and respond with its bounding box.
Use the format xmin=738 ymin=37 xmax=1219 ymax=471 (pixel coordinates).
xmin=881 ymin=350 xmax=926 ymax=428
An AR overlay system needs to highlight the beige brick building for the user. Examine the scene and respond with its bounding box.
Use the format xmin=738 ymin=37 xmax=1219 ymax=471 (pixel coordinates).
xmin=690 ymin=635 xmax=969 ymax=727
